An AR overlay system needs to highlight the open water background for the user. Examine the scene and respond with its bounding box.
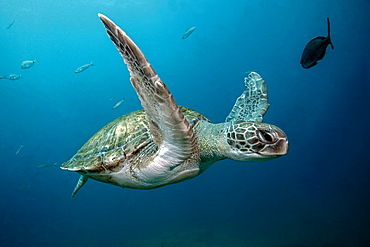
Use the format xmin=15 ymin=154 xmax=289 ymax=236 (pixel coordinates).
xmin=1 ymin=0 xmax=369 ymax=246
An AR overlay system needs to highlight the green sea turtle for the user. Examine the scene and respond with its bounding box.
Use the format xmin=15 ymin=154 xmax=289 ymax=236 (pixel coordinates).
xmin=61 ymin=14 xmax=289 ymax=197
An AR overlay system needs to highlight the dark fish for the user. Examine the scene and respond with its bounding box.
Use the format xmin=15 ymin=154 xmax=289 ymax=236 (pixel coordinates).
xmin=182 ymin=27 xmax=196 ymax=39
xmin=300 ymin=17 xmax=334 ymax=69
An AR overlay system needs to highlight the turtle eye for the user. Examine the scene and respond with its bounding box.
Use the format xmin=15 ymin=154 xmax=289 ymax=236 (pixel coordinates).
xmin=257 ymin=129 xmax=277 ymax=144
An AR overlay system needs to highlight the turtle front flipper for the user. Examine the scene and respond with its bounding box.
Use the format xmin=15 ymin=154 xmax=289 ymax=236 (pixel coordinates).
xmin=226 ymin=72 xmax=269 ymax=123
xmin=98 ymin=14 xmax=196 ymax=171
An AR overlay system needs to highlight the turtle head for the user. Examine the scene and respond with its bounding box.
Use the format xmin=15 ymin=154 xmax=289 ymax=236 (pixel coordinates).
xmin=224 ymin=121 xmax=288 ymax=162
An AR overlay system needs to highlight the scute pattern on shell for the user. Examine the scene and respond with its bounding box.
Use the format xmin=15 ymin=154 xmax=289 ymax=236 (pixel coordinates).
xmin=61 ymin=106 xmax=209 ymax=173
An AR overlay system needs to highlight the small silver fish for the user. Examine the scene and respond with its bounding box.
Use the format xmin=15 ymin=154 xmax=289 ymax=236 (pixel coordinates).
xmin=16 ymin=145 xmax=24 ymax=155
xmin=37 ymin=163 xmax=57 ymax=169
xmin=7 ymin=20 xmax=15 ymax=30
xmin=112 ymin=98 xmax=125 ymax=110
xmin=21 ymin=59 xmax=37 ymax=69
xmin=75 ymin=61 xmax=94 ymax=73
xmin=182 ymin=27 xmax=196 ymax=39
xmin=4 ymin=74 xmax=22 ymax=80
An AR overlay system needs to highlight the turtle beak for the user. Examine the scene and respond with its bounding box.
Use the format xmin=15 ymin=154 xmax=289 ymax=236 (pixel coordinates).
xmin=258 ymin=127 xmax=289 ymax=157
xmin=272 ymin=125 xmax=288 ymax=156
xmin=274 ymin=138 xmax=289 ymax=156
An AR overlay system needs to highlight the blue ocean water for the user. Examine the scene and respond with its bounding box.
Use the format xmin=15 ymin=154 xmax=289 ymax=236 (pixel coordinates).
xmin=1 ymin=0 xmax=369 ymax=246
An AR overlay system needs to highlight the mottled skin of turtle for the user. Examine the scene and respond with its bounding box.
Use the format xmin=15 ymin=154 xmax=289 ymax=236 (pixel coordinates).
xmin=61 ymin=14 xmax=289 ymax=197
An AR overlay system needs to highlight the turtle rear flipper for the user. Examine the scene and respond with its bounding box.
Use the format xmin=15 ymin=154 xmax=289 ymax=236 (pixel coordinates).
xmin=71 ymin=175 xmax=88 ymax=198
